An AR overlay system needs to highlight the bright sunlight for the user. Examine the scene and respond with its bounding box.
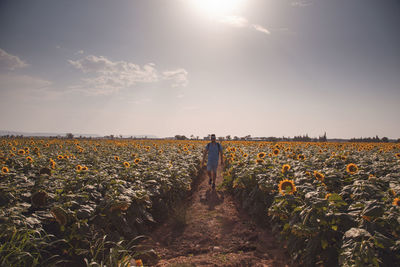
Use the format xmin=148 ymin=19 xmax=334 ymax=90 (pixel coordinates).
xmin=191 ymin=0 xmax=244 ymax=18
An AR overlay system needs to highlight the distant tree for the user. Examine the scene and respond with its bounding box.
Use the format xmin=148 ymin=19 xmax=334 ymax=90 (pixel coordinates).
xmin=190 ymin=134 xmax=195 ymax=140
xmin=226 ymin=135 xmax=231 ymax=141
xmin=381 ymin=137 xmax=389 ymax=142
xmin=218 ymin=136 xmax=225 ymax=141
xmin=175 ymin=135 xmax=187 ymax=140
xmin=233 ymin=136 xmax=239 ymax=141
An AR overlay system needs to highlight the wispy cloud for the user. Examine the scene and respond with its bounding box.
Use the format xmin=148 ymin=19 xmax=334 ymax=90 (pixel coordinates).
xmin=162 ymin=69 xmax=189 ymax=87
xmin=252 ymin=24 xmax=271 ymax=35
xmin=291 ymin=0 xmax=314 ymax=7
xmin=219 ymin=16 xmax=270 ymax=35
xmin=219 ymin=16 xmax=248 ymax=28
xmin=0 ymin=48 xmax=28 ymax=71
xmin=68 ymin=55 xmax=188 ymax=95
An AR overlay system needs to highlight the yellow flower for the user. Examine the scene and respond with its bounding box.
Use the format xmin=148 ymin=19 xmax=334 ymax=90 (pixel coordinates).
xmin=18 ymin=149 xmax=25 ymax=155
xmin=314 ymin=171 xmax=325 ymax=181
xmin=26 ymin=156 xmax=33 ymax=163
xmin=346 ymin=163 xmax=359 ymax=175
xmin=395 ymin=153 xmax=400 ymax=159
xmin=257 ymin=152 xmax=266 ymax=159
xmin=297 ymin=154 xmax=306 ymax=160
xmin=393 ymin=197 xmax=400 ymax=206
xmin=273 ymin=149 xmax=280 ymax=156
xmin=81 ymin=166 xmax=88 ymax=171
xmin=278 ymin=179 xmax=296 ymax=195
xmin=242 ymin=153 xmax=248 ymax=158
xmin=123 ymin=161 xmax=130 ymax=168
xmin=1 ymin=166 xmax=9 ymax=174
xmin=114 ymin=156 xmax=120 ymax=161
xmin=256 ymin=158 xmax=264 ymax=164
xmin=281 ymin=164 xmax=291 ymax=174
xmin=76 ymin=165 xmax=82 ymax=171
xmin=57 ymin=155 xmax=63 ymax=160
xmin=325 ymin=193 xmax=332 ymax=200
xmin=134 ymin=158 xmax=141 ymax=164
xmin=305 ymin=171 xmax=311 ymax=176
xmin=135 ymin=259 xmax=143 ymax=266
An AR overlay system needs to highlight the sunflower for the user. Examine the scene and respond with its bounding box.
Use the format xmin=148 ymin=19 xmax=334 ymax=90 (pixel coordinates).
xmin=256 ymin=158 xmax=264 ymax=164
xmin=346 ymin=163 xmax=359 ymax=175
xmin=243 ymin=153 xmax=248 ymax=158
xmin=1 ymin=166 xmax=9 ymax=174
xmin=325 ymin=193 xmax=332 ymax=200
xmin=134 ymin=158 xmax=141 ymax=164
xmin=305 ymin=171 xmax=311 ymax=176
xmin=257 ymin=152 xmax=266 ymax=159
xmin=114 ymin=156 xmax=120 ymax=161
xmin=135 ymin=259 xmax=144 ymax=267
xmin=51 ymin=207 xmax=68 ymax=226
xmin=12 ymin=147 xmax=16 ymax=151
xmin=281 ymin=164 xmax=291 ymax=174
xmin=278 ymin=179 xmax=296 ymax=195
xmin=18 ymin=149 xmax=25 ymax=155
xmin=50 ymin=160 xmax=56 ymax=169
xmin=395 ymin=153 xmax=400 ymax=159
xmin=273 ymin=149 xmax=280 ymax=156
xmin=393 ymin=198 xmax=400 ymax=206
xmin=26 ymin=156 xmax=33 ymax=162
xmin=314 ymin=171 xmax=325 ymax=181
xmin=81 ymin=166 xmax=88 ymax=171
xmin=123 ymin=161 xmax=130 ymax=168
xmin=76 ymin=165 xmax=82 ymax=171
xmin=268 ymin=153 xmax=272 ymax=157
xmin=57 ymin=155 xmax=63 ymax=160
xmin=297 ymin=154 xmax=306 ymax=160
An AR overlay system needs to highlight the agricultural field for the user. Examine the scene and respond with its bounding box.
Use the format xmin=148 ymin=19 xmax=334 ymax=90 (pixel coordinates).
xmin=0 ymin=138 xmax=202 ymax=266
xmin=1 ymin=138 xmax=400 ymax=266
xmin=222 ymin=141 xmax=400 ymax=266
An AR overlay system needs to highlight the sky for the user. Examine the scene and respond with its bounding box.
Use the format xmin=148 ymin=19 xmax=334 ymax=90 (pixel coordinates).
xmin=0 ymin=0 xmax=399 ymax=139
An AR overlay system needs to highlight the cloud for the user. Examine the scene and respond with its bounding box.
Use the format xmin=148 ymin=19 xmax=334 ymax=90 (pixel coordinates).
xmin=162 ymin=69 xmax=189 ymax=87
xmin=252 ymin=24 xmax=271 ymax=35
xmin=219 ymin=16 xmax=270 ymax=36
xmin=68 ymin=55 xmax=188 ymax=94
xmin=291 ymin=0 xmax=314 ymax=7
xmin=219 ymin=16 xmax=248 ymax=27
xmin=0 ymin=74 xmax=51 ymax=90
xmin=0 ymin=48 xmax=28 ymax=71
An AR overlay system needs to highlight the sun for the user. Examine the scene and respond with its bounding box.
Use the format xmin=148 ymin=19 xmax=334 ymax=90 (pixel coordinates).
xmin=191 ymin=0 xmax=244 ymax=18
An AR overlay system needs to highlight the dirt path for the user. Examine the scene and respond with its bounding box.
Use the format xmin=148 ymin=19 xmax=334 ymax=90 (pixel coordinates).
xmin=140 ymin=165 xmax=291 ymax=266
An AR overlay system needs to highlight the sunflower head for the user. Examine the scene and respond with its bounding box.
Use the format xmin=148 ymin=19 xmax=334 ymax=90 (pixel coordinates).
xmin=76 ymin=165 xmax=82 ymax=171
xmin=81 ymin=166 xmax=88 ymax=171
xmin=134 ymin=158 xmax=141 ymax=164
xmin=243 ymin=153 xmax=248 ymax=158
xmin=114 ymin=156 xmax=120 ymax=161
xmin=268 ymin=153 xmax=272 ymax=157
xmin=18 ymin=149 xmax=25 ymax=155
xmin=393 ymin=197 xmax=400 ymax=206
xmin=1 ymin=166 xmax=9 ymax=174
xmin=325 ymin=193 xmax=332 ymax=200
xmin=123 ymin=161 xmax=130 ymax=168
xmin=346 ymin=163 xmax=359 ymax=175
xmin=278 ymin=179 xmax=296 ymax=195
xmin=257 ymin=152 xmax=266 ymax=159
xmin=273 ymin=149 xmax=280 ymax=156
xmin=297 ymin=154 xmax=306 ymax=160
xmin=26 ymin=156 xmax=33 ymax=162
xmin=281 ymin=164 xmax=291 ymax=174
xmin=256 ymin=158 xmax=264 ymax=164
xmin=314 ymin=171 xmax=325 ymax=181
xmin=57 ymin=155 xmax=63 ymax=160
xmin=305 ymin=171 xmax=311 ymax=176
xmin=395 ymin=153 xmax=400 ymax=159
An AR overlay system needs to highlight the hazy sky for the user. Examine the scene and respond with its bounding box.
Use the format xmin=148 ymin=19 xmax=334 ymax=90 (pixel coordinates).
xmin=0 ymin=0 xmax=399 ymax=138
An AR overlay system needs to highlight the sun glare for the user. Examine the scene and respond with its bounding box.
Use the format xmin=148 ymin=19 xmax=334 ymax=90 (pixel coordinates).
xmin=191 ymin=0 xmax=244 ymax=18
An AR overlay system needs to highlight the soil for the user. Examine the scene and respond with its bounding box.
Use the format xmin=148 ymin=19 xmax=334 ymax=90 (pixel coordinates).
xmin=138 ymin=165 xmax=291 ymax=267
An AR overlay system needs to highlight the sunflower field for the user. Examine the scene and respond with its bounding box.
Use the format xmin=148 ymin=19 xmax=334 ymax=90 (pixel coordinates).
xmin=0 ymin=138 xmax=202 ymax=266
xmin=221 ymin=141 xmax=400 ymax=266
